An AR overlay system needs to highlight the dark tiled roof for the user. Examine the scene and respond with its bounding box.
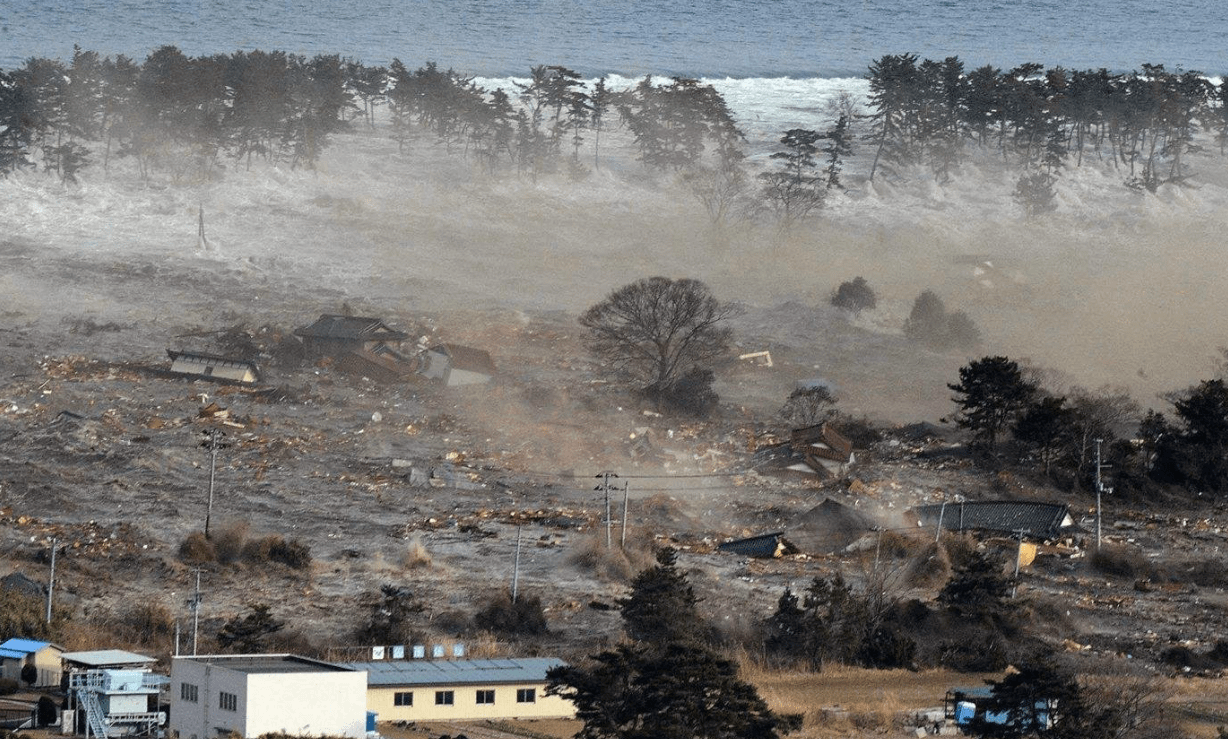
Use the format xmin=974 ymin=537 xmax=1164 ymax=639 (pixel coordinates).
xmin=294 ymin=315 xmax=409 ymax=342
xmin=914 ymin=501 xmax=1074 ymax=540
xmin=166 ymin=350 xmax=258 ymax=370
xmin=717 ymin=532 xmax=799 ymax=558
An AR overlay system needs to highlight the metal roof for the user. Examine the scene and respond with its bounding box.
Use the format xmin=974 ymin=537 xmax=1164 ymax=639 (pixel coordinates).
xmin=343 ymin=658 xmax=565 ymax=687
xmin=428 ymin=344 xmax=497 ymax=376
xmin=62 ymin=650 xmax=158 ymax=668
xmin=0 ymin=638 xmax=55 ymax=657
xmin=174 ymin=654 xmax=354 ymax=674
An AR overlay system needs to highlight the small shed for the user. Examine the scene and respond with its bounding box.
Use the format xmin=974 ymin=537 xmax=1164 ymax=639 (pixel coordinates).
xmin=0 ymin=638 xmax=64 ymax=688
xmin=294 ymin=315 xmax=409 ymax=357
xmin=419 ymin=344 xmax=497 ymax=386
xmin=167 ymin=350 xmax=259 ymax=384
xmin=717 ymin=532 xmax=799 ymax=558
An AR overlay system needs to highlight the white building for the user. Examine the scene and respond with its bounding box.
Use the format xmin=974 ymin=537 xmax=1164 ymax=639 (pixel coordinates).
xmin=170 ymin=655 xmax=367 ymax=739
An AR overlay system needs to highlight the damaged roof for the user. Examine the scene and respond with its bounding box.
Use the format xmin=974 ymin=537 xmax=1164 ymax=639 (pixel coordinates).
xmin=913 ymin=501 xmax=1076 ymax=540
xmin=428 ymin=343 xmax=497 ymax=375
xmin=294 ymin=315 xmax=409 ymax=342
xmin=717 ymin=532 xmax=799 ymax=558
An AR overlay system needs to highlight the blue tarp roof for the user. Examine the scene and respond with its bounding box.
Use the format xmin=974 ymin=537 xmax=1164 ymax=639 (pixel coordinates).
xmin=343 ymin=658 xmax=565 ymax=687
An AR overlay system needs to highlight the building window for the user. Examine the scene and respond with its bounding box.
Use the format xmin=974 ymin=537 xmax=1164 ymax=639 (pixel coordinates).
xmin=180 ymin=683 xmax=199 ymax=703
xmin=516 ymin=688 xmax=536 ymax=704
xmin=434 ymin=691 xmax=454 ymax=706
xmin=476 ymin=690 xmax=495 ymax=704
xmin=219 ymin=692 xmax=238 ymax=712
xmin=394 ymin=692 xmax=413 ymax=707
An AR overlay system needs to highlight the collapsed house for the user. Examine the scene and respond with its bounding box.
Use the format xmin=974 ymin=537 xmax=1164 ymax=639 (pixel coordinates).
xmin=717 ymin=532 xmax=799 ymax=558
xmin=166 ymin=350 xmax=260 ymax=384
xmin=419 ymin=344 xmax=497 ymax=386
xmin=753 ymin=423 xmax=856 ymax=481
xmin=294 ymin=315 xmax=411 ymax=357
xmin=911 ymin=500 xmax=1077 ymax=541
xmin=787 ymin=497 xmax=879 ymax=554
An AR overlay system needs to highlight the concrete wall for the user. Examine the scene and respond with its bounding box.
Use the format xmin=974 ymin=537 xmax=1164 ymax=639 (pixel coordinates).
xmin=170 ymin=659 xmax=248 ymax=739
xmin=171 ymin=659 xmax=366 ymax=739
xmin=246 ymin=670 xmax=366 ymax=738
xmin=368 ymin=683 xmax=574 ymax=722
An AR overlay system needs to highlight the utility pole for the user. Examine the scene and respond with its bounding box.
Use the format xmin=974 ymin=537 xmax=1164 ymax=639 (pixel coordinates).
xmin=620 ymin=482 xmax=630 ymax=548
xmin=935 ymin=500 xmax=947 ymax=544
xmin=45 ymin=537 xmax=56 ymax=624
xmin=1011 ymin=529 xmax=1025 ymax=598
xmin=594 ymin=472 xmax=618 ymax=548
xmin=187 ymin=570 xmax=202 ymax=656
xmin=201 ymin=429 xmax=228 ymax=538
xmin=1095 ymin=438 xmax=1106 ymax=551
xmin=511 ymin=526 xmax=522 ymax=603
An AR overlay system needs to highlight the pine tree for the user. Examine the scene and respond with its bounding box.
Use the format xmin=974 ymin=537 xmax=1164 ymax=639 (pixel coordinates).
xmin=547 ymin=642 xmax=801 ymax=739
xmin=619 ymin=547 xmax=707 ymax=645
xmin=948 ymin=356 xmax=1037 ymax=452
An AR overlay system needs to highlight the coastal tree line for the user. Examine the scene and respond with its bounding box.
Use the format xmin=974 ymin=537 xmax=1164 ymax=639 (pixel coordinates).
xmin=2 ymin=45 xmax=1227 ymax=220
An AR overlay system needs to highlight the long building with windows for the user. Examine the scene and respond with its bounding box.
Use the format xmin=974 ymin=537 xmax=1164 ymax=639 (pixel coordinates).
xmin=343 ymin=658 xmax=574 ymax=722
xmin=169 ymin=655 xmax=367 ymax=739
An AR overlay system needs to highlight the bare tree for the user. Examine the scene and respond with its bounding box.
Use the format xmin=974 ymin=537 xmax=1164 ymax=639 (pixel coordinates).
xmin=579 ymin=276 xmax=739 ymax=397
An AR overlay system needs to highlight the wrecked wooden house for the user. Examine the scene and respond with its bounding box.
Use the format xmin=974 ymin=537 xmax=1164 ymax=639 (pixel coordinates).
xmin=787 ymin=497 xmax=878 ymax=554
xmin=912 ymin=500 xmax=1076 ymax=541
xmin=717 ymin=532 xmax=800 ymax=558
xmin=294 ymin=314 xmax=410 ymax=357
xmin=753 ymin=423 xmax=855 ymax=481
xmin=166 ymin=350 xmax=260 ymax=384
xmin=419 ymin=343 xmax=497 ymax=386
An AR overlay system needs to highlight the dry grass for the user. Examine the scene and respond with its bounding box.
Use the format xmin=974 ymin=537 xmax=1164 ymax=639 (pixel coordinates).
xmin=738 ymin=659 xmax=1003 ymax=738
xmin=400 ymin=535 xmax=433 ymax=570
xmin=566 ymin=534 xmax=654 ymax=582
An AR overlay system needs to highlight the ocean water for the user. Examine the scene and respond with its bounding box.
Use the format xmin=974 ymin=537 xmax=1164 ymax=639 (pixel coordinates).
xmin=0 ymin=0 xmax=1221 ymax=79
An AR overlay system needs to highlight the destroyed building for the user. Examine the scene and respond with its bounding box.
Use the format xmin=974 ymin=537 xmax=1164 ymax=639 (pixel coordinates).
xmin=753 ymin=423 xmax=856 ymax=481
xmin=294 ymin=315 xmax=410 ymax=358
xmin=166 ymin=350 xmax=260 ymax=384
xmin=912 ymin=501 xmax=1077 ymax=541
xmin=419 ymin=344 xmax=497 ymax=386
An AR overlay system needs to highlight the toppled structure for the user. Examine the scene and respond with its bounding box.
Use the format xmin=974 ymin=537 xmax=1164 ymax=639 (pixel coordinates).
xmin=166 ymin=350 xmax=260 ymax=384
xmin=419 ymin=343 xmax=497 ymax=386
xmin=753 ymin=423 xmax=856 ymax=481
xmin=717 ymin=532 xmax=799 ymax=558
xmin=912 ymin=500 xmax=1077 ymax=541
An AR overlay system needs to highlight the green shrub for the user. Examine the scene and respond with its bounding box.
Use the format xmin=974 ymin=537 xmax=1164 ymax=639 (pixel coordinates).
xmin=474 ymin=592 xmax=549 ymax=636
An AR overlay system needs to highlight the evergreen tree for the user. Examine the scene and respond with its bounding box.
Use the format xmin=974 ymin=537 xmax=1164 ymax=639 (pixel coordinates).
xmin=1013 ymin=395 xmax=1074 ymax=477
xmin=759 ymin=128 xmax=825 ymax=225
xmin=967 ymin=660 xmax=1091 ymax=739
xmin=618 ymin=547 xmax=707 ymax=644
xmin=547 ymin=642 xmax=801 ymax=739
xmin=217 ymin=603 xmax=285 ymax=653
xmin=1170 ymin=378 xmax=1228 ymax=492
xmin=948 ymin=356 xmax=1038 ymax=452
xmin=866 ymin=53 xmax=920 ymax=181
xmin=938 ymin=551 xmax=1012 ymax=617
